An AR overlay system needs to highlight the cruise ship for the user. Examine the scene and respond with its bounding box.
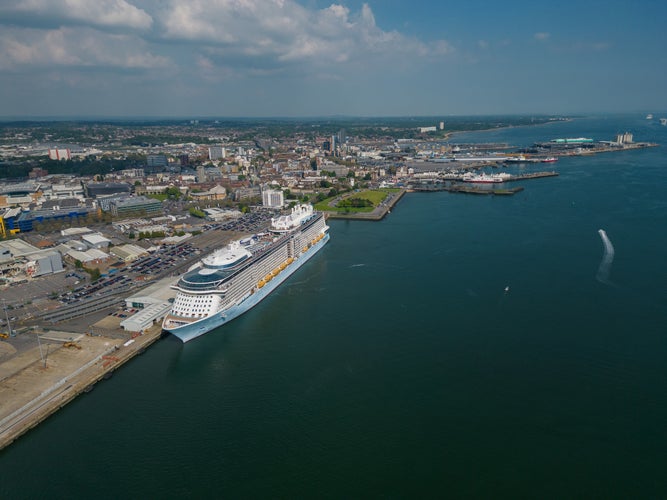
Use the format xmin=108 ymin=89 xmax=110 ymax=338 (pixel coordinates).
xmin=162 ymin=204 xmax=329 ymax=342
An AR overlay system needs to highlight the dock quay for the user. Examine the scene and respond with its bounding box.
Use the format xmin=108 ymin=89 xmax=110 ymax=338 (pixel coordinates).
xmin=409 ymin=183 xmax=524 ymax=196
xmin=0 ymin=325 xmax=165 ymax=450
xmin=505 ymin=171 xmax=559 ymax=181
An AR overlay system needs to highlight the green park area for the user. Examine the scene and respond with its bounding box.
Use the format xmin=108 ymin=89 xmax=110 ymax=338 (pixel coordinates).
xmin=314 ymin=188 xmax=400 ymax=213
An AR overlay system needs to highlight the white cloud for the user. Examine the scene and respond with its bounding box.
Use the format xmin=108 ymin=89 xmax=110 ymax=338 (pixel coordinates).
xmin=0 ymin=0 xmax=153 ymax=31
xmin=0 ymin=27 xmax=169 ymax=71
xmin=534 ymin=32 xmax=551 ymax=41
xmin=158 ymin=0 xmax=454 ymax=70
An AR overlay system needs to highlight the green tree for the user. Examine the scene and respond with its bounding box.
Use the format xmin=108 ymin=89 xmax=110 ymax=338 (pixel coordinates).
xmin=166 ymin=186 xmax=181 ymax=199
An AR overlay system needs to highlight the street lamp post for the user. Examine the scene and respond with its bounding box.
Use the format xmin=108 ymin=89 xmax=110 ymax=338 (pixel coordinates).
xmin=2 ymin=299 xmax=13 ymax=337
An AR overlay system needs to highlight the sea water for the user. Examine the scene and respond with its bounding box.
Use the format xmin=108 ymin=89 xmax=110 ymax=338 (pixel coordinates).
xmin=1 ymin=115 xmax=666 ymax=498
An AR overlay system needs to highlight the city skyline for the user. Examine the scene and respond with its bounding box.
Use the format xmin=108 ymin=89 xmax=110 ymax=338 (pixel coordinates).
xmin=1 ymin=0 xmax=666 ymax=118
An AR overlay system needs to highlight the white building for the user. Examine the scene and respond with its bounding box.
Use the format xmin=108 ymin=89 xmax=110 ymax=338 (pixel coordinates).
xmin=208 ymin=146 xmax=226 ymax=160
xmin=125 ymin=276 xmax=178 ymax=309
xmin=262 ymin=189 xmax=284 ymax=208
xmin=82 ymin=233 xmax=111 ymax=249
xmin=109 ymin=244 xmax=149 ymax=262
xmin=48 ymin=148 xmax=71 ymax=160
xmin=120 ymin=301 xmax=172 ymax=333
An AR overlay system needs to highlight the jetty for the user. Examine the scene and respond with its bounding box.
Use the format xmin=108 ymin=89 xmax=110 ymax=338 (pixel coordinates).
xmin=505 ymin=171 xmax=559 ymax=181
xmin=409 ymin=184 xmax=524 ymax=196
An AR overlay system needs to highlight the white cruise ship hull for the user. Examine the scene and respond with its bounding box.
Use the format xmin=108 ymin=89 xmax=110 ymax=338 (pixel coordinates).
xmin=165 ymin=232 xmax=329 ymax=343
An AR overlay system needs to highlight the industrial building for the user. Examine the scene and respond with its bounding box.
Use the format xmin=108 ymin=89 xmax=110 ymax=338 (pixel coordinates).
xmin=109 ymin=244 xmax=149 ymax=262
xmin=82 ymin=233 xmax=111 ymax=250
xmin=26 ymin=251 xmax=64 ymax=277
xmin=203 ymin=207 xmax=242 ymax=222
xmin=64 ymin=248 xmax=112 ymax=266
xmin=13 ymin=207 xmax=95 ymax=232
xmin=0 ymin=207 xmax=22 ymax=237
xmin=0 ymin=239 xmax=64 ymax=278
xmin=120 ymin=302 xmax=172 ymax=333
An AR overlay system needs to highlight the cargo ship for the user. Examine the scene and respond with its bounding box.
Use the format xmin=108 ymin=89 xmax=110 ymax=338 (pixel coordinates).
xmin=162 ymin=204 xmax=329 ymax=342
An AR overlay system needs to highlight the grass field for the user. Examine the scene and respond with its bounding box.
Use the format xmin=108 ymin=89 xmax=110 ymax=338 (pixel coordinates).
xmin=314 ymin=188 xmax=400 ymax=213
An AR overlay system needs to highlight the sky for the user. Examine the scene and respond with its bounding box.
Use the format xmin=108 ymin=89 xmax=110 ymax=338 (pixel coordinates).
xmin=1 ymin=0 xmax=666 ymax=118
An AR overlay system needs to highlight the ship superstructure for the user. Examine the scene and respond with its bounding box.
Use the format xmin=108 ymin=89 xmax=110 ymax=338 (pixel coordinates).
xmin=162 ymin=205 xmax=329 ymax=342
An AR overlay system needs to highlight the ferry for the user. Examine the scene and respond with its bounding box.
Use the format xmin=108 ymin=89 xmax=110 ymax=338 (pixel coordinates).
xmin=461 ymin=172 xmax=511 ymax=184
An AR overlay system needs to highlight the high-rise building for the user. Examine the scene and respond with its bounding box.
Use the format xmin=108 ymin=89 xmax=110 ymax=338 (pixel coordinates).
xmin=208 ymin=146 xmax=224 ymax=160
xmin=338 ymin=129 xmax=347 ymax=144
xmin=262 ymin=189 xmax=284 ymax=208
xmin=147 ymin=154 xmax=168 ymax=167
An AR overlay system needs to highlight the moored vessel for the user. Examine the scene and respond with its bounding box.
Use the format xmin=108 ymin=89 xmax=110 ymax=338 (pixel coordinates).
xmin=162 ymin=204 xmax=329 ymax=342
xmin=461 ymin=172 xmax=511 ymax=184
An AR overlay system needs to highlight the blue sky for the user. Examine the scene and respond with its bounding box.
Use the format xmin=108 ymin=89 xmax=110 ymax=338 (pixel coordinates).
xmin=1 ymin=0 xmax=665 ymax=118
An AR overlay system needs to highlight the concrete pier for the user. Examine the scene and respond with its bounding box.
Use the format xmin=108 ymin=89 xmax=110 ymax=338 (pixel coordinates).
xmin=0 ymin=326 xmax=164 ymax=450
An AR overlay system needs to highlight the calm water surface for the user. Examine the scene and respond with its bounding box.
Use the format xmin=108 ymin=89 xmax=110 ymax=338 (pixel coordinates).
xmin=1 ymin=116 xmax=666 ymax=498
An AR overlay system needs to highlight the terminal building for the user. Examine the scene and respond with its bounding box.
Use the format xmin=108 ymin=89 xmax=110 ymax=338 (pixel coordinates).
xmin=120 ymin=276 xmax=178 ymax=332
xmin=120 ymin=302 xmax=172 ymax=333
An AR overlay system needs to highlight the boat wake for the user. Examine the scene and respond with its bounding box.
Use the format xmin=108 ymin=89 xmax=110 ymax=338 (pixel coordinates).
xmin=596 ymin=229 xmax=615 ymax=285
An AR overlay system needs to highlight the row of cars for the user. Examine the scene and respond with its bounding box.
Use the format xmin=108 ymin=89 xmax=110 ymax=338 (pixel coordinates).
xmin=58 ymin=241 xmax=198 ymax=305
xmin=60 ymin=273 xmax=133 ymax=305
xmin=210 ymin=209 xmax=278 ymax=233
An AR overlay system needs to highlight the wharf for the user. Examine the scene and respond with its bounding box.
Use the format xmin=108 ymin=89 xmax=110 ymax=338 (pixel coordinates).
xmin=0 ymin=325 xmax=164 ymax=450
xmin=506 ymin=171 xmax=559 ymax=181
xmin=410 ymin=184 xmax=524 ymax=196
